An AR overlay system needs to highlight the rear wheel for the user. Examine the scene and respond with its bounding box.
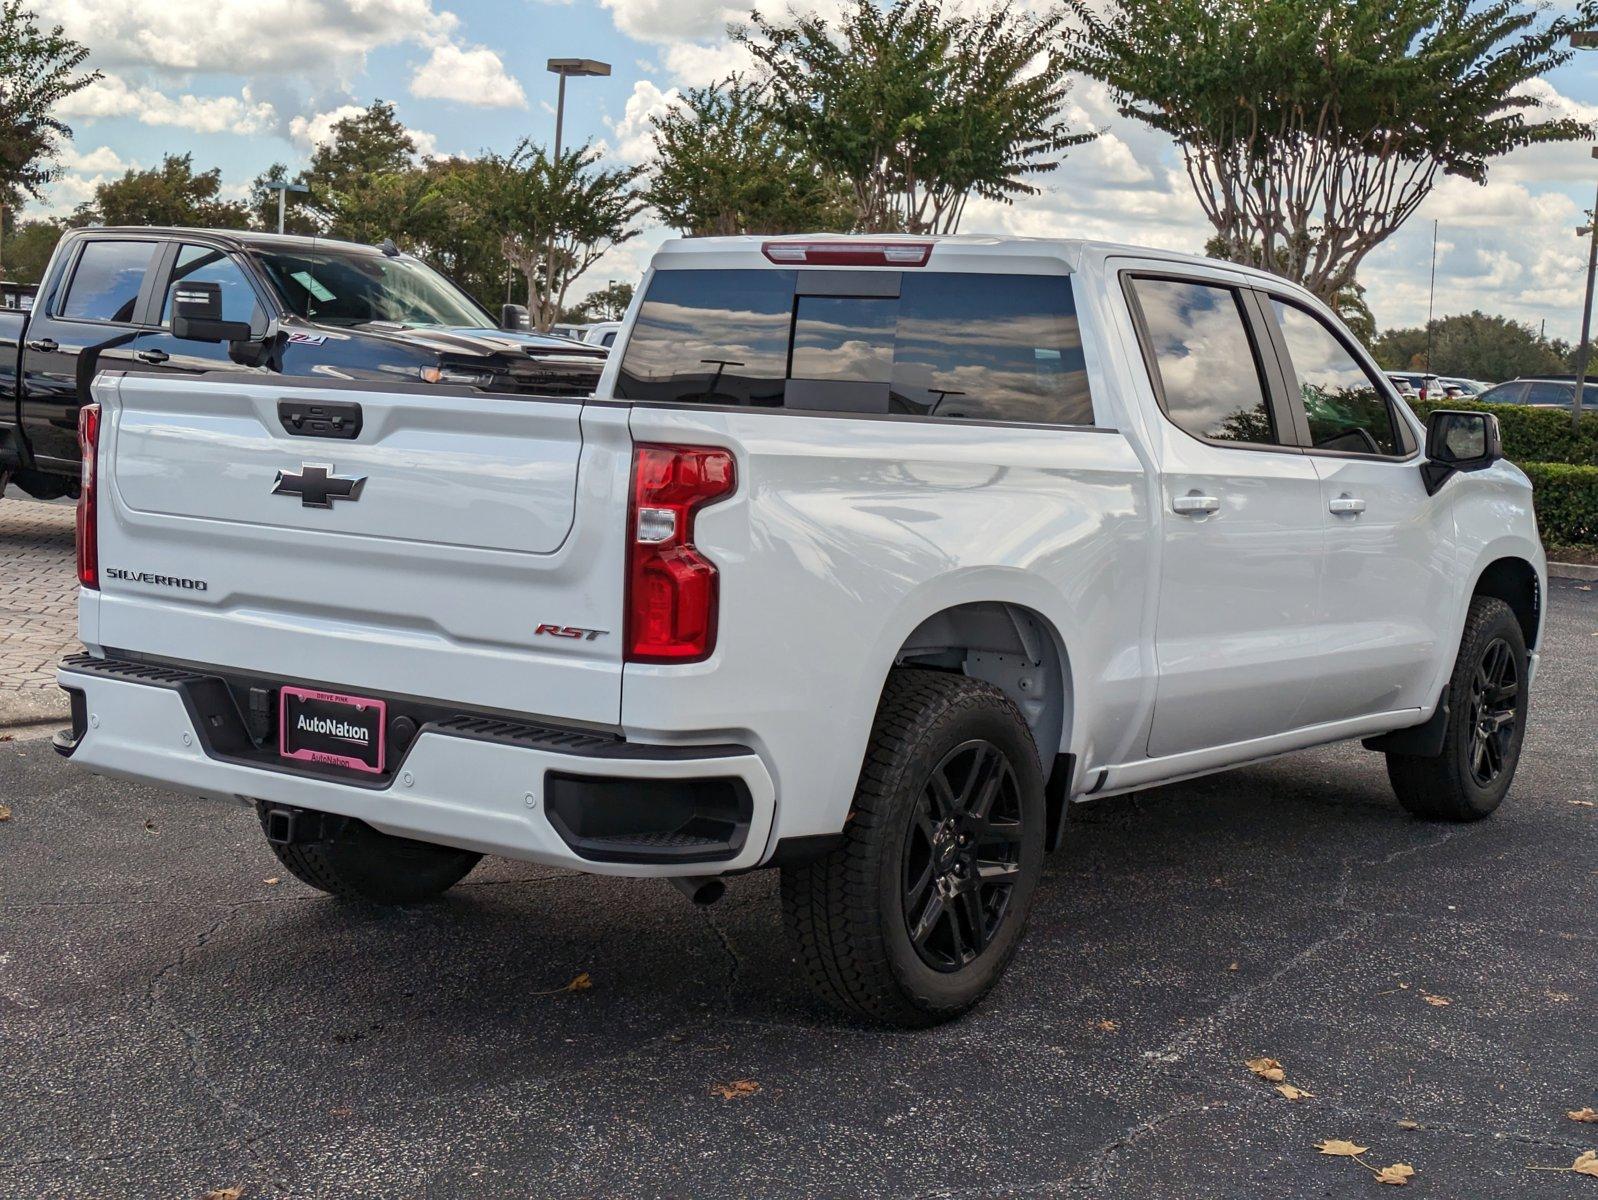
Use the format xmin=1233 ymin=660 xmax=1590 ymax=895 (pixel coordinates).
xmin=781 ymin=669 xmax=1046 ymax=1027
xmin=1386 ymin=596 xmax=1528 ymax=822
xmin=255 ymin=804 xmax=482 ymax=903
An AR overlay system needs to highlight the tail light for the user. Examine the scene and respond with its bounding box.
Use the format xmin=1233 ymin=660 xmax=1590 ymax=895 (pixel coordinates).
xmin=625 ymin=445 xmax=736 ymax=663
xmin=76 ymin=403 xmax=101 ymax=590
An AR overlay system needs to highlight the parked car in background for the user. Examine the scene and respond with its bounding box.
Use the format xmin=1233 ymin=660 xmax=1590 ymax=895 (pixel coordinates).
xmin=581 ymin=321 xmax=623 ymax=348
xmin=0 ymin=227 xmax=607 ymax=502
xmin=1477 ymin=377 xmax=1597 ymax=409
xmin=1437 ymin=376 xmax=1491 ymax=398
xmin=1387 ymin=371 xmax=1444 ymax=401
xmin=56 ymin=233 xmax=1545 ymax=1026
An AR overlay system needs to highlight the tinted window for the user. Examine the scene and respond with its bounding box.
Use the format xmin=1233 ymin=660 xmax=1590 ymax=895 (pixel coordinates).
xmin=61 ymin=240 xmax=154 ymax=323
xmin=1478 ymin=382 xmax=1525 ymax=404
xmin=1273 ymin=301 xmax=1400 ymax=455
xmin=615 ymin=269 xmax=1094 ymax=426
xmin=1130 ymin=278 xmax=1276 ymax=445
xmin=161 ymin=245 xmax=264 ymax=329
xmin=253 ymin=247 xmax=489 ymax=328
xmin=1523 ymin=381 xmax=1575 ymax=406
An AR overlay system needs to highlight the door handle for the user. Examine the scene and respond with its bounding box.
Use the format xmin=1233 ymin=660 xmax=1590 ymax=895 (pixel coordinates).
xmin=1329 ymin=495 xmax=1367 ymax=515
xmin=135 ymin=348 xmax=170 ymax=364
xmin=1172 ymin=493 xmax=1221 ymax=516
xmin=25 ymin=338 xmax=58 ymax=353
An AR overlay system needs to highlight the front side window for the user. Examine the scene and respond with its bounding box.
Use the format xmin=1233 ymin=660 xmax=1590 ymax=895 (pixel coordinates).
xmin=615 ymin=269 xmax=1094 ymax=426
xmin=1272 ymin=300 xmax=1400 ymax=455
xmin=1129 ymin=277 xmax=1277 ymax=445
xmin=60 ymin=240 xmax=155 ymax=323
xmin=161 ymin=245 xmax=265 ymax=330
xmin=1523 ymin=381 xmax=1575 ymax=406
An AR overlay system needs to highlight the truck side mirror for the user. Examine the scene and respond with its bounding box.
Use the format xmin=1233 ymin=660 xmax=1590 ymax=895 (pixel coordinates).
xmin=500 ymin=303 xmax=529 ymax=332
xmin=171 ymin=281 xmax=254 ymax=345
xmin=1421 ymin=410 xmax=1503 ymax=495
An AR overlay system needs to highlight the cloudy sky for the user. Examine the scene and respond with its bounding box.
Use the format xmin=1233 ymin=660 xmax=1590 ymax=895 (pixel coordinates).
xmin=37 ymin=0 xmax=1598 ymax=338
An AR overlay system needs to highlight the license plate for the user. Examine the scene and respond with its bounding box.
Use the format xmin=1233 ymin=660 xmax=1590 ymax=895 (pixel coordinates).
xmin=279 ymin=686 xmax=387 ymax=774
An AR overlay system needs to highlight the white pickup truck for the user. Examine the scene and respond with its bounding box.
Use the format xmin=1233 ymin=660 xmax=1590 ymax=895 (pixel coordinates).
xmin=55 ymin=235 xmax=1544 ymax=1026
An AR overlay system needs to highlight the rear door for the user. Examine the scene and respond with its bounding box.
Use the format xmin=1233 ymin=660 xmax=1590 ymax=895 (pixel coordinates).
xmin=94 ymin=373 xmax=629 ymax=724
xmin=1119 ymin=270 xmax=1327 ymax=759
xmin=1260 ymin=295 xmax=1453 ymax=724
xmin=22 ymin=236 xmax=161 ymax=466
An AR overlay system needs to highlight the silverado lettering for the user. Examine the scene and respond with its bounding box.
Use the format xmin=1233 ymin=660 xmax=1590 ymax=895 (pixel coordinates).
xmin=104 ymin=569 xmax=208 ymax=591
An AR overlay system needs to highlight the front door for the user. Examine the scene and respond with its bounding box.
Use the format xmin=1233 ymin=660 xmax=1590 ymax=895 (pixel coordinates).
xmin=1263 ymin=296 xmax=1454 ymax=724
xmin=127 ymin=242 xmax=273 ymax=381
xmin=1121 ymin=272 xmax=1327 ymax=759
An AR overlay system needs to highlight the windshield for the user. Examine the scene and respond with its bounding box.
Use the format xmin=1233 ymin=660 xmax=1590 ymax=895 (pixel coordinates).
xmin=253 ymin=247 xmax=492 ymax=329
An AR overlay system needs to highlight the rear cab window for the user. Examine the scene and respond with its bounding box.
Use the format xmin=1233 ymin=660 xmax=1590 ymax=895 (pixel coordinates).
xmin=59 ymin=240 xmax=157 ymax=324
xmin=615 ymin=269 xmax=1094 ymax=427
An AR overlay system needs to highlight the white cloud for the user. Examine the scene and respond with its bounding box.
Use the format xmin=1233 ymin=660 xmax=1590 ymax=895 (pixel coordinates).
xmin=411 ymin=43 xmax=526 ymax=108
xmin=606 ymin=80 xmax=678 ymax=164
xmin=288 ymin=105 xmax=367 ymax=150
xmin=598 ymin=0 xmax=745 ymax=43
xmin=56 ymin=73 xmax=277 ymax=135
xmin=54 ymin=0 xmax=456 ymax=85
xmin=56 ymin=144 xmax=131 ymax=174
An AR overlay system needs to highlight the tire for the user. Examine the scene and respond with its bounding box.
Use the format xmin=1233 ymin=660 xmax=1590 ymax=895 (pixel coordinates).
xmin=1386 ymin=596 xmax=1529 ymax=822
xmin=781 ymin=669 xmax=1047 ymax=1027
xmin=255 ymin=804 xmax=482 ymax=903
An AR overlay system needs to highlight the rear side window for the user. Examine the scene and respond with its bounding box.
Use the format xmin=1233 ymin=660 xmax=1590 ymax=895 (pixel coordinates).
xmin=615 ymin=269 xmax=1094 ymax=427
xmin=1523 ymin=381 xmax=1574 ymax=406
xmin=1128 ymin=277 xmax=1278 ymax=445
xmin=1272 ymin=300 xmax=1401 ymax=456
xmin=60 ymin=240 xmax=155 ymax=323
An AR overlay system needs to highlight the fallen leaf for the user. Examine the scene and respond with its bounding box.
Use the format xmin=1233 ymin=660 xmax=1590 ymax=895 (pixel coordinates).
xmin=1228 ymin=961 xmax=1240 ymax=972
xmin=1246 ymin=1056 xmax=1287 ymax=1082
xmin=1092 ymin=1018 xmax=1119 ymax=1032
xmin=199 ymin=1189 xmax=245 ymax=1200
xmin=1570 ymin=1108 xmax=1598 ymax=1124
xmin=1397 ymin=1119 xmax=1420 ymax=1130
xmin=1422 ymin=994 xmax=1451 ymax=1007
xmin=0 ymin=803 xmax=11 ymax=822
xmin=1276 ymin=1084 xmax=1314 ymax=1102
xmin=328 ymin=1106 xmax=352 ymax=1118
xmin=144 ymin=819 xmax=158 ymax=835
xmin=1578 ymin=585 xmax=1593 ymax=592
xmin=1375 ymin=1163 xmax=1415 ymax=1186
xmin=527 ymin=972 xmax=593 ymax=997
xmin=1571 ymin=800 xmax=1596 ymax=808
xmin=263 ymin=877 xmax=280 ymax=886
xmin=710 ymin=1079 xmax=761 ymax=1100
xmin=1576 ymin=1151 xmax=1598 ymax=1177
xmin=1316 ymin=1139 xmax=1370 ymax=1157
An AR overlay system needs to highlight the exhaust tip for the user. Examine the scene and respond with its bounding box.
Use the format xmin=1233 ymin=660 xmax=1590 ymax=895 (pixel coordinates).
xmin=669 ymin=875 xmax=726 ymax=905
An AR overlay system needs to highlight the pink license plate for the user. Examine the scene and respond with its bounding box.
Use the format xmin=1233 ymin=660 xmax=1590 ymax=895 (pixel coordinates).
xmin=279 ymin=686 xmax=387 ymax=774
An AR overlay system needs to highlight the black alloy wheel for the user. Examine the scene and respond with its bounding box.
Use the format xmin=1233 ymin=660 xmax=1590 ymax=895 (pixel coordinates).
xmin=901 ymin=739 xmax=1026 ymax=972
xmin=1466 ymin=636 xmax=1519 ymax=787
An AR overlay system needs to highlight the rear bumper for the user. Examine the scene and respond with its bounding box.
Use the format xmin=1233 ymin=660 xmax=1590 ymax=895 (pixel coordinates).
xmin=56 ymin=655 xmax=776 ymax=876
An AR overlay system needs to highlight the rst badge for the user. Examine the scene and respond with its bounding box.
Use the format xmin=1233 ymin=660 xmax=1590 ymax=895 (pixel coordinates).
xmin=534 ymin=624 xmax=609 ymax=642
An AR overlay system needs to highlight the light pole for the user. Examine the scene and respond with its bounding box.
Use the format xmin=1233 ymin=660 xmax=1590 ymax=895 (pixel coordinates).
xmin=262 ymin=180 xmax=309 ymax=235
xmin=1573 ymin=145 xmax=1597 ymax=431
xmin=538 ymin=58 xmax=611 ymax=330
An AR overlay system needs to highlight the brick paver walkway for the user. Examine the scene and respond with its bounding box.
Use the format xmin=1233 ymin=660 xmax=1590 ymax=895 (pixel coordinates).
xmin=1 ymin=496 xmax=79 ymax=691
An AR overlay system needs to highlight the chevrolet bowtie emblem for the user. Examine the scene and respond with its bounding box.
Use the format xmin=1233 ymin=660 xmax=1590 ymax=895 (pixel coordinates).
xmin=272 ymin=464 xmax=367 ymax=509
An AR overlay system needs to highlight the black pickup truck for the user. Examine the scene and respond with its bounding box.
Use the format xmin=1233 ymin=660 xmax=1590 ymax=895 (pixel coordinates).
xmin=1 ymin=227 xmax=608 ymax=500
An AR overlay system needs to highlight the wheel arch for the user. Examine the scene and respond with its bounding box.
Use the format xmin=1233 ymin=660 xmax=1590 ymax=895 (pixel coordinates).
xmin=891 ymin=600 xmax=1075 ymax=850
xmin=1472 ymin=555 xmax=1541 ymax=651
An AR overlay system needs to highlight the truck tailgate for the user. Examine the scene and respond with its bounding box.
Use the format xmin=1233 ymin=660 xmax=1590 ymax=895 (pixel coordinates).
xmin=88 ymin=374 xmax=631 ymax=725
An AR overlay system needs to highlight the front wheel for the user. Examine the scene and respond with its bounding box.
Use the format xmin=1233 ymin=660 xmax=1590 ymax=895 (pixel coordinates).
xmin=781 ymin=669 xmax=1046 ymax=1027
xmin=1386 ymin=596 xmax=1529 ymax=822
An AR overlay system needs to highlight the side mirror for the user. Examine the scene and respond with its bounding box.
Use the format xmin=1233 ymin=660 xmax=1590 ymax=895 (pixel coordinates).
xmin=500 ymin=303 xmax=529 ymax=332
xmin=1421 ymin=409 xmax=1503 ymax=495
xmin=171 ymin=281 xmax=254 ymax=345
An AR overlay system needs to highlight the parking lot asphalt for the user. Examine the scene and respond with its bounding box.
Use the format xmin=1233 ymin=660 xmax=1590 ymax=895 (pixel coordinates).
xmin=0 ymin=581 xmax=1593 ymax=1200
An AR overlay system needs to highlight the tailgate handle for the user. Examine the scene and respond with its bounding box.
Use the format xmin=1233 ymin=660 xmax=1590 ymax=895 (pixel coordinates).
xmin=279 ymin=399 xmax=363 ymax=440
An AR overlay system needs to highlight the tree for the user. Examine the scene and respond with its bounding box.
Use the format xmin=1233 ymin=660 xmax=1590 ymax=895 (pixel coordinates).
xmin=562 ymin=280 xmax=634 ymax=323
xmin=737 ymin=0 xmax=1093 ymax=234
xmin=0 ymin=0 xmax=98 ymax=276
xmin=278 ymin=101 xmax=419 ymax=234
xmin=646 ymin=74 xmax=852 ymax=236
xmin=3 ymin=214 xmax=59 ymax=281
xmin=72 ymin=153 xmax=250 ymax=228
xmin=456 ymin=140 xmax=643 ymax=331
xmin=1371 ymin=311 xmax=1572 ymax=381
xmin=1062 ymin=0 xmax=1595 ymax=303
